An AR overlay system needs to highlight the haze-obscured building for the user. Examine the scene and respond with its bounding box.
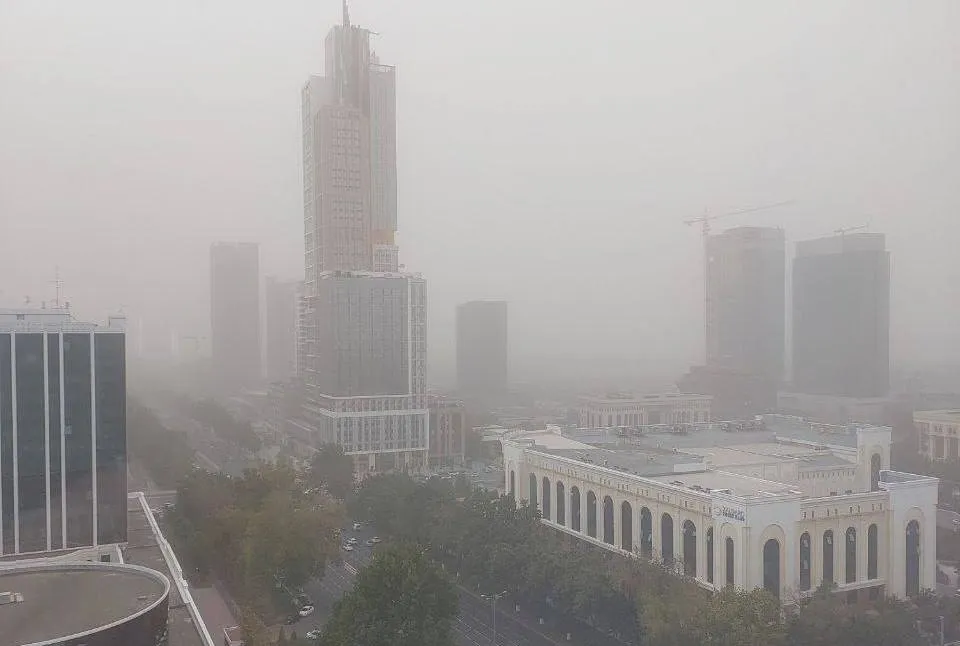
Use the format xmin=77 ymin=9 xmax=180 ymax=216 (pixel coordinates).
xmin=578 ymin=392 xmax=712 ymax=428
xmin=0 ymin=308 xmax=126 ymax=556
xmin=914 ymin=410 xmax=960 ymax=461
xmin=428 ymin=396 xmax=466 ymax=467
xmin=265 ymin=277 xmax=299 ymax=384
xmin=210 ymin=242 xmax=261 ymax=394
xmin=791 ymin=233 xmax=890 ymax=398
xmin=456 ymin=300 xmax=508 ymax=398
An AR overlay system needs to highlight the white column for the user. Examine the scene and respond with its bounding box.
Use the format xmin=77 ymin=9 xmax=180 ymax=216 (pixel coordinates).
xmin=11 ymin=333 xmax=19 ymax=553
xmin=43 ymin=332 xmax=51 ymax=551
xmin=90 ymin=331 xmax=98 ymax=546
xmin=59 ymin=332 xmax=66 ymax=548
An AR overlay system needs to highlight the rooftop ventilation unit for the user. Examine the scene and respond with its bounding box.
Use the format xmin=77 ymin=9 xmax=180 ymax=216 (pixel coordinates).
xmin=0 ymin=591 xmax=24 ymax=605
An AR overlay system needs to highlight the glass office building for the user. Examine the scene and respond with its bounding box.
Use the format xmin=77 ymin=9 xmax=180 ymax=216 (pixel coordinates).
xmin=0 ymin=308 xmax=126 ymax=555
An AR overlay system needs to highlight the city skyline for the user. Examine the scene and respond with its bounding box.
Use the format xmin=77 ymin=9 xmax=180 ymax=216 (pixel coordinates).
xmin=1 ymin=1 xmax=957 ymax=386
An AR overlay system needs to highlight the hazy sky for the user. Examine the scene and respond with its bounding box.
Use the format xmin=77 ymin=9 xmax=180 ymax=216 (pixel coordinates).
xmin=1 ymin=1 xmax=958 ymax=385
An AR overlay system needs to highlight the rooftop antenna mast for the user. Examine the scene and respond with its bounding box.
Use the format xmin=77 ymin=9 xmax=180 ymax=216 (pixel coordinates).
xmin=343 ymin=0 xmax=350 ymax=27
xmin=50 ymin=266 xmax=64 ymax=308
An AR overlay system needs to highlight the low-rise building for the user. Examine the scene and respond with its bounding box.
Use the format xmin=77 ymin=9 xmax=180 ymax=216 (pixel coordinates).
xmin=502 ymin=415 xmax=936 ymax=601
xmin=428 ymin=396 xmax=466 ymax=467
xmin=578 ymin=392 xmax=712 ymax=428
xmin=914 ymin=410 xmax=960 ymax=461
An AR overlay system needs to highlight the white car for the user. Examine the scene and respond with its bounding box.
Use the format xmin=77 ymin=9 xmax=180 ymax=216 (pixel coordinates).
xmin=371 ymin=536 xmax=381 ymax=544
xmin=342 ymin=544 xmax=354 ymax=552
xmin=353 ymin=522 xmax=362 ymax=530
xmin=305 ymin=629 xmax=322 ymax=640
xmin=298 ymin=605 xmax=315 ymax=617
xmin=347 ymin=537 xmax=359 ymax=544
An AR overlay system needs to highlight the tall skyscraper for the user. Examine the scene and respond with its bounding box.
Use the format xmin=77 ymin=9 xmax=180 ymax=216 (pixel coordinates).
xmin=792 ymin=232 xmax=890 ymax=398
xmin=265 ymin=277 xmax=299 ymax=384
xmin=299 ymin=5 xmax=427 ymax=473
xmin=705 ymin=227 xmax=785 ymax=381
xmin=456 ymin=300 xmax=508 ymax=397
xmin=210 ymin=242 xmax=261 ymax=393
xmin=0 ymin=308 xmax=127 ymax=555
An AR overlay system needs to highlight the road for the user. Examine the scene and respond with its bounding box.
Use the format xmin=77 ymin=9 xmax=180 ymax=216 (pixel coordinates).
xmin=294 ymin=522 xmax=563 ymax=646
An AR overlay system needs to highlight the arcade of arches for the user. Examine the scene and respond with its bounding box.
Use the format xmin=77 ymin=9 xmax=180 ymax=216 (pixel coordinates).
xmin=509 ymin=466 xmax=926 ymax=599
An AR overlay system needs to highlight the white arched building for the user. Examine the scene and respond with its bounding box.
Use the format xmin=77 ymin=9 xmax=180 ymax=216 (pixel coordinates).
xmin=502 ymin=416 xmax=937 ymax=601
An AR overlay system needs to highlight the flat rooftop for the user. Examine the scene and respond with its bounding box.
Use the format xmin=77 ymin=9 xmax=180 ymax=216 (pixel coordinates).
xmin=125 ymin=495 xmax=209 ymax=646
xmin=0 ymin=563 xmax=167 ymax=645
xmin=648 ymin=470 xmax=805 ymax=499
xmin=914 ymin=410 xmax=960 ymax=424
xmin=580 ymin=392 xmax=711 ymax=404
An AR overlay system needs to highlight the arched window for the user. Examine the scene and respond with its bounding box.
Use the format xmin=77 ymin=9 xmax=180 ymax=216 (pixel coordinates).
xmin=570 ymin=487 xmax=581 ymax=532
xmin=706 ymin=528 xmax=714 ymax=584
xmin=906 ymin=520 xmax=921 ymax=597
xmin=867 ymin=524 xmax=878 ymax=579
xmin=556 ymin=482 xmax=565 ymax=526
xmin=529 ymin=474 xmax=538 ymax=511
xmin=725 ymin=537 xmax=735 ymax=586
xmin=640 ymin=508 xmax=652 ymax=559
xmin=871 ymin=454 xmax=882 ymax=491
xmin=763 ymin=539 xmax=781 ymax=599
xmin=682 ymin=521 xmax=697 ymax=577
xmin=845 ymin=527 xmax=857 ymax=583
xmin=621 ymin=502 xmax=633 ymax=552
xmin=586 ymin=491 xmax=597 ymax=538
xmin=799 ymin=532 xmax=811 ymax=591
xmin=602 ymin=496 xmax=614 ymax=545
xmin=542 ymin=477 xmax=551 ymax=520
xmin=661 ymin=513 xmax=674 ymax=564
xmin=823 ymin=530 xmax=834 ymax=583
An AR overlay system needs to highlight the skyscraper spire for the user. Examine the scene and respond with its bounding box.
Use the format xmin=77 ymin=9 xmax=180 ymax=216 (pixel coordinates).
xmin=343 ymin=0 xmax=350 ymax=27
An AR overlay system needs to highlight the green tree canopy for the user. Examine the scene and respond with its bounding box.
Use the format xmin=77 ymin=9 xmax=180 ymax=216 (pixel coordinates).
xmin=309 ymin=443 xmax=355 ymax=500
xmin=321 ymin=543 xmax=458 ymax=646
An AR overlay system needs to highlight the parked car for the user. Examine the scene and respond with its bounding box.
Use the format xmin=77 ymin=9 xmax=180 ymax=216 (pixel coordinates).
xmin=352 ymin=522 xmax=362 ymax=530
xmin=342 ymin=544 xmax=354 ymax=552
xmin=371 ymin=536 xmax=381 ymax=544
xmin=305 ymin=629 xmax=322 ymax=640
xmin=298 ymin=605 xmax=315 ymax=617
xmin=365 ymin=539 xmax=375 ymax=546
xmin=347 ymin=537 xmax=359 ymax=544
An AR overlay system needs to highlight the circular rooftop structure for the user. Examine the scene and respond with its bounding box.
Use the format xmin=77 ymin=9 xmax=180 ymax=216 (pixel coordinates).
xmin=0 ymin=561 xmax=170 ymax=646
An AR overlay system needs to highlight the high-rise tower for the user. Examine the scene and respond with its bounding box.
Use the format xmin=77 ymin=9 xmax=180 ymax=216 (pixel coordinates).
xmin=792 ymin=232 xmax=890 ymax=398
xmin=300 ymin=5 xmax=426 ymax=474
xmin=210 ymin=242 xmax=261 ymax=394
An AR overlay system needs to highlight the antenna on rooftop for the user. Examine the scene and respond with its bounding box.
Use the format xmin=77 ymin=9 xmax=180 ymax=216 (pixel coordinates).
xmin=50 ymin=266 xmax=64 ymax=308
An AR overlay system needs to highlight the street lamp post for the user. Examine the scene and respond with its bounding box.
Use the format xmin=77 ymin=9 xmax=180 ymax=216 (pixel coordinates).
xmin=481 ymin=591 xmax=508 ymax=645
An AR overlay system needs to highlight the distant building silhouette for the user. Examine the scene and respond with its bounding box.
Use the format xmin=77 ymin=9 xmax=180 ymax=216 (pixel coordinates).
xmin=791 ymin=232 xmax=890 ymax=398
xmin=210 ymin=242 xmax=261 ymax=393
xmin=456 ymin=300 xmax=508 ymax=398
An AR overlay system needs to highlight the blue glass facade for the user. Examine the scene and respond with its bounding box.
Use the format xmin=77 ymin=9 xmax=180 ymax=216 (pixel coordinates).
xmin=0 ymin=328 xmax=126 ymax=555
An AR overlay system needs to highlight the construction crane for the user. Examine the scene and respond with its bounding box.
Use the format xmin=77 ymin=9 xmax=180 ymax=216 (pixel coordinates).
xmin=683 ymin=200 xmax=793 ymax=240
xmin=833 ymin=224 xmax=869 ymax=237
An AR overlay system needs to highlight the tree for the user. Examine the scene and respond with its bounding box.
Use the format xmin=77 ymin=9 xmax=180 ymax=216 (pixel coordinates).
xmin=309 ymin=444 xmax=355 ymax=499
xmin=321 ymin=543 xmax=459 ymax=646
xmin=786 ymin=586 xmax=925 ymax=646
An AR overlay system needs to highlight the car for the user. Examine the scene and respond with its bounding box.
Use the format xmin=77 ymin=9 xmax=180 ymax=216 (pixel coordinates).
xmin=163 ymin=502 xmax=174 ymax=511
xmin=298 ymin=605 xmax=315 ymax=617
xmin=305 ymin=629 xmax=322 ymax=640
xmin=342 ymin=544 xmax=354 ymax=551
xmin=151 ymin=507 xmax=162 ymax=516
xmin=353 ymin=522 xmax=362 ymax=530
xmin=347 ymin=537 xmax=359 ymax=544
xmin=371 ymin=536 xmax=381 ymax=544
xmin=365 ymin=539 xmax=375 ymax=546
